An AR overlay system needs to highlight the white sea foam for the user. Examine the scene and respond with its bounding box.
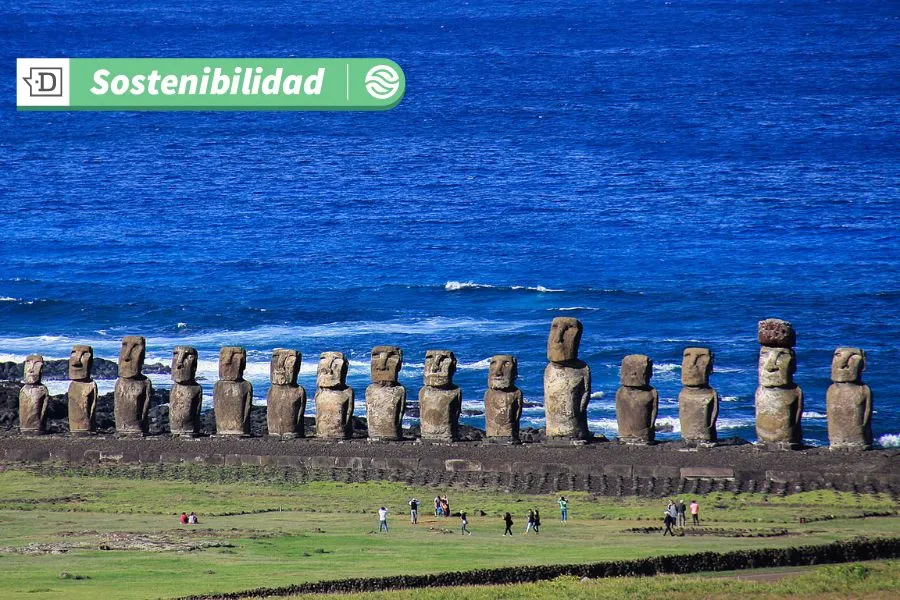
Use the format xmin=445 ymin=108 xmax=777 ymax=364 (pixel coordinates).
xmin=0 ymin=297 xmax=21 ymax=302
xmin=554 ymin=306 xmax=600 ymax=312
xmin=457 ymin=357 xmax=492 ymax=370
xmin=802 ymin=411 xmax=827 ymax=419
xmin=720 ymin=396 xmax=742 ymax=402
xmin=587 ymin=418 xmax=620 ymax=432
xmin=445 ymin=281 xmax=563 ymax=293
xmin=176 ymin=322 xmax=187 ymax=329
xmin=716 ymin=417 xmax=755 ymax=430
xmin=876 ymin=433 xmax=900 ymax=448
xmin=590 ymin=391 xmax=605 ymax=399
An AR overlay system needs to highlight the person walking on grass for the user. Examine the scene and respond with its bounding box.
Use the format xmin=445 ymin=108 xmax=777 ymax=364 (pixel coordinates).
xmin=460 ymin=511 xmax=472 ymax=535
xmin=533 ymin=510 xmax=541 ymax=534
xmin=409 ymin=498 xmax=419 ymax=524
xmin=524 ymin=509 xmax=535 ymax=534
xmin=558 ymin=495 xmax=569 ymax=523
xmin=503 ymin=512 xmax=514 ymax=536
xmin=378 ymin=506 xmax=389 ymax=532
xmin=663 ymin=501 xmax=677 ymax=536
xmin=690 ymin=499 xmax=700 ymax=526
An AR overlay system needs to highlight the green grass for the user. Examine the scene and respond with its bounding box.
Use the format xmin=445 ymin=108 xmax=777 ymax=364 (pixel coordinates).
xmin=0 ymin=469 xmax=897 ymax=600
xmin=266 ymin=561 xmax=900 ymax=600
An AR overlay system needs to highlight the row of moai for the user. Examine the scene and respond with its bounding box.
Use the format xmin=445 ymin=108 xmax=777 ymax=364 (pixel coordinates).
xmin=17 ymin=318 xmax=874 ymax=450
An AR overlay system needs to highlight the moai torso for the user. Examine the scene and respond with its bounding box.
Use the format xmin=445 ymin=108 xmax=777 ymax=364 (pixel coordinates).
xmin=169 ymin=346 xmax=202 ymax=437
xmin=543 ymin=318 xmax=591 ymax=441
xmin=315 ymin=352 xmax=354 ymax=439
xmin=114 ymin=336 xmax=152 ymax=436
xmin=214 ymin=346 xmax=253 ymax=436
xmin=267 ymin=349 xmax=306 ymax=438
xmin=19 ymin=355 xmax=49 ymax=434
xmin=755 ymin=320 xmax=803 ymax=450
xmin=678 ymin=347 xmax=719 ymax=444
xmin=419 ymin=350 xmax=461 ymax=441
xmin=484 ymin=355 xmax=523 ymax=442
xmin=67 ymin=345 xmax=97 ymax=435
xmin=826 ymin=347 xmax=873 ymax=450
xmin=365 ymin=346 xmax=406 ymax=441
xmin=615 ymin=354 xmax=658 ymax=444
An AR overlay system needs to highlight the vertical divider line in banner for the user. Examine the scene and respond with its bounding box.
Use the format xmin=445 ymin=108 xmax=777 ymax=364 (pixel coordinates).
xmin=346 ymin=63 xmax=350 ymax=102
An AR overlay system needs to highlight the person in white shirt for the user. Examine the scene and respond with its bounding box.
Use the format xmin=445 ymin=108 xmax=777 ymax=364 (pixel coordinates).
xmin=378 ymin=506 xmax=389 ymax=532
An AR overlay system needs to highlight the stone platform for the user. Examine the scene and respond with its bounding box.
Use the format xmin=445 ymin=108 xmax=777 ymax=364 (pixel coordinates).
xmin=1 ymin=435 xmax=897 ymax=497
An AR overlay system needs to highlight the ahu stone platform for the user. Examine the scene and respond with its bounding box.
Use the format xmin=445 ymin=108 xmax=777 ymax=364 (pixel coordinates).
xmin=1 ymin=436 xmax=897 ymax=498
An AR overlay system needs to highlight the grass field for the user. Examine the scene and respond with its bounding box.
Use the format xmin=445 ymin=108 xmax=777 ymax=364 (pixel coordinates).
xmin=0 ymin=468 xmax=897 ymax=599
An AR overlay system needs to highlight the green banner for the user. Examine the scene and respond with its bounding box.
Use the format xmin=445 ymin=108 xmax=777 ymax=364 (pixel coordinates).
xmin=17 ymin=58 xmax=405 ymax=111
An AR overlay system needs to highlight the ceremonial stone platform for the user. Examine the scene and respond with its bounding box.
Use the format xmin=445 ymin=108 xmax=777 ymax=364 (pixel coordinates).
xmin=1 ymin=435 xmax=896 ymax=497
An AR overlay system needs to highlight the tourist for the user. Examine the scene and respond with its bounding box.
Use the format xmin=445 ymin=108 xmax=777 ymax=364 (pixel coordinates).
xmin=179 ymin=512 xmax=188 ymax=525
xmin=409 ymin=498 xmax=419 ymax=524
xmin=434 ymin=496 xmax=441 ymax=516
xmin=460 ymin=511 xmax=472 ymax=535
xmin=663 ymin=509 xmax=675 ymax=536
xmin=676 ymin=499 xmax=686 ymax=527
xmin=188 ymin=512 xmax=198 ymax=524
xmin=378 ymin=506 xmax=389 ymax=532
xmin=533 ymin=510 xmax=541 ymax=534
xmin=690 ymin=499 xmax=700 ymax=526
xmin=503 ymin=512 xmax=514 ymax=536
xmin=558 ymin=495 xmax=569 ymax=523
xmin=441 ymin=496 xmax=450 ymax=517
xmin=524 ymin=509 xmax=535 ymax=534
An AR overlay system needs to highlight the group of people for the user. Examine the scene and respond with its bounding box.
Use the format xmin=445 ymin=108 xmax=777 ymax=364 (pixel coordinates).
xmin=662 ymin=499 xmax=700 ymax=536
xmin=433 ymin=495 xmax=451 ymax=517
xmin=178 ymin=511 xmax=199 ymax=525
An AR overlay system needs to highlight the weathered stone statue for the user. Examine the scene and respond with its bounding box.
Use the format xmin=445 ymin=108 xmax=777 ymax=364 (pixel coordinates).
xmin=67 ymin=345 xmax=98 ymax=435
xmin=267 ymin=349 xmax=306 ymax=439
xmin=213 ymin=346 xmax=253 ymax=436
xmin=169 ymin=346 xmax=202 ymax=437
xmin=365 ymin=346 xmax=406 ymax=441
xmin=484 ymin=354 xmax=523 ymax=443
xmin=678 ymin=347 xmax=719 ymax=445
xmin=615 ymin=354 xmax=659 ymax=444
xmin=755 ymin=319 xmax=803 ymax=450
xmin=826 ymin=347 xmax=873 ymax=450
xmin=419 ymin=350 xmax=462 ymax=442
xmin=114 ymin=335 xmax=153 ymax=436
xmin=315 ymin=351 xmax=354 ymax=439
xmin=18 ymin=354 xmax=49 ymax=434
xmin=543 ymin=317 xmax=591 ymax=443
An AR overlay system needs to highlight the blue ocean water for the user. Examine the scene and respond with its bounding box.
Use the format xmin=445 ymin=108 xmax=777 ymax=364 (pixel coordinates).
xmin=1 ymin=1 xmax=898 ymax=446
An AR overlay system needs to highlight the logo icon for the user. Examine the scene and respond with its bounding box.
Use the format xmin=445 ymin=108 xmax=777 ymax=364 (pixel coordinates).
xmin=364 ymin=64 xmax=400 ymax=100
xmin=23 ymin=67 xmax=64 ymax=97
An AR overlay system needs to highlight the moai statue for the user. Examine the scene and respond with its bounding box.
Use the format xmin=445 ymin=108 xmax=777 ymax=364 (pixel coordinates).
xmin=755 ymin=319 xmax=803 ymax=450
xmin=419 ymin=350 xmax=462 ymax=442
xmin=213 ymin=346 xmax=253 ymax=436
xmin=315 ymin=351 xmax=354 ymax=439
xmin=543 ymin=318 xmax=591 ymax=443
xmin=19 ymin=354 xmax=49 ymax=434
xmin=114 ymin=336 xmax=153 ymax=436
xmin=266 ymin=349 xmax=306 ymax=439
xmin=169 ymin=346 xmax=202 ymax=437
xmin=678 ymin=347 xmax=719 ymax=446
xmin=615 ymin=354 xmax=659 ymax=444
xmin=67 ymin=345 xmax=98 ymax=435
xmin=365 ymin=346 xmax=406 ymax=441
xmin=483 ymin=355 xmax=523 ymax=443
xmin=826 ymin=348 xmax=873 ymax=450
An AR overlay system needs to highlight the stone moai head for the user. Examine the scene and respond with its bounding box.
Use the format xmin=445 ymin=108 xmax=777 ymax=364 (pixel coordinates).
xmin=172 ymin=346 xmax=198 ymax=384
xmin=271 ymin=349 xmax=301 ymax=386
xmin=69 ymin=345 xmax=94 ymax=381
xmin=621 ymin=354 xmax=653 ymax=387
xmin=758 ymin=346 xmax=796 ymax=387
xmin=219 ymin=346 xmax=247 ymax=381
xmin=23 ymin=354 xmax=44 ymax=385
xmin=118 ymin=336 xmax=146 ymax=378
xmin=831 ymin=347 xmax=865 ymax=383
xmin=681 ymin=347 xmax=714 ymax=387
xmin=424 ymin=350 xmax=457 ymax=387
xmin=488 ymin=355 xmax=518 ymax=390
xmin=547 ymin=317 xmax=583 ymax=363
xmin=371 ymin=345 xmax=402 ymax=384
xmin=317 ymin=351 xmax=348 ymax=388
xmin=758 ymin=318 xmax=796 ymax=348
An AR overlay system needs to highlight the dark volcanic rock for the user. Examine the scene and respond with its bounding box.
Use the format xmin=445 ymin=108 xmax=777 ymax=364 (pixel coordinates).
xmin=0 ymin=358 xmax=170 ymax=382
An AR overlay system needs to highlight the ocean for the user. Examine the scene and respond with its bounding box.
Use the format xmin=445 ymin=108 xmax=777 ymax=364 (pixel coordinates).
xmin=1 ymin=0 xmax=897 ymax=446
